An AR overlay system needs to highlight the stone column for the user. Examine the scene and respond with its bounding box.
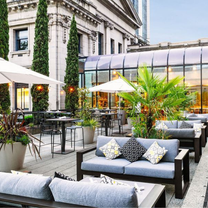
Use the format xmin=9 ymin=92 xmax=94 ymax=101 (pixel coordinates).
xmin=88 ymin=30 xmax=97 ymax=56
xmin=104 ymin=21 xmax=114 ymax=55
xmin=123 ymin=33 xmax=130 ymax=53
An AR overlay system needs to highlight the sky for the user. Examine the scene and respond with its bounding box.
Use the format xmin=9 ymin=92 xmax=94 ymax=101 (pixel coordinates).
xmin=150 ymin=0 xmax=208 ymax=44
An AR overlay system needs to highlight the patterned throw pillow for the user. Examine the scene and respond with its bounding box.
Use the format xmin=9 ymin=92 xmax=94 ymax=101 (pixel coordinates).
xmin=100 ymin=174 xmax=129 ymax=187
xmin=155 ymin=122 xmax=168 ymax=130
xmin=120 ymin=137 xmax=146 ymax=162
xmin=143 ymin=141 xmax=168 ymax=164
xmin=193 ymin=123 xmax=203 ymax=132
xmin=179 ymin=121 xmax=192 ymax=129
xmin=54 ymin=172 xmax=75 ymax=181
xmin=99 ymin=138 xmax=122 ymax=160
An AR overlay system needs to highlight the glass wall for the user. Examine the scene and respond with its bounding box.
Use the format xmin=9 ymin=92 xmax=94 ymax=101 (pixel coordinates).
xmin=97 ymin=70 xmax=109 ymax=108
xmin=202 ymin=65 xmax=208 ymax=113
xmin=81 ymin=46 xmax=208 ymax=113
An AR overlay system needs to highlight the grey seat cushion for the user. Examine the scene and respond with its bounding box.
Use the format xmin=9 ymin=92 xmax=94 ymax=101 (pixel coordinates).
xmin=124 ymin=160 xmax=175 ymax=179
xmin=156 ymin=120 xmax=178 ymax=129
xmin=137 ymin=138 xmax=179 ymax=162
xmin=164 ymin=129 xmax=195 ymax=139
xmin=0 ymin=172 xmax=53 ymax=200
xmin=178 ymin=120 xmax=201 ymax=128
xmin=50 ymin=178 xmax=138 ymax=208
xmin=81 ymin=157 xmax=131 ymax=174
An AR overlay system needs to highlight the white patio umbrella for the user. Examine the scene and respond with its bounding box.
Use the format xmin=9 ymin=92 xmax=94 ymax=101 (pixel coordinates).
xmin=0 ymin=58 xmax=64 ymax=110
xmin=0 ymin=58 xmax=63 ymax=84
xmin=89 ymin=78 xmax=135 ymax=113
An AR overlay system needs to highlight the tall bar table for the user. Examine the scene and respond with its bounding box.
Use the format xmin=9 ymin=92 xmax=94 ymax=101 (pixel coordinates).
xmin=46 ymin=117 xmax=79 ymax=154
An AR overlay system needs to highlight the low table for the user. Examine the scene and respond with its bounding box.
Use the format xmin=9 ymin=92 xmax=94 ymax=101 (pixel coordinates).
xmin=81 ymin=177 xmax=166 ymax=208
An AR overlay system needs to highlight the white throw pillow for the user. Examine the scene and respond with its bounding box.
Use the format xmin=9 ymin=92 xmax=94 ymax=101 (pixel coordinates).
xmin=193 ymin=123 xmax=203 ymax=132
xmin=155 ymin=122 xmax=168 ymax=130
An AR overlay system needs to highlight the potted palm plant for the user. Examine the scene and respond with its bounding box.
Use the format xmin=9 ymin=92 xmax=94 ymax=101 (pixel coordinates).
xmin=118 ymin=65 xmax=196 ymax=139
xmin=76 ymin=88 xmax=98 ymax=144
xmin=0 ymin=110 xmax=41 ymax=172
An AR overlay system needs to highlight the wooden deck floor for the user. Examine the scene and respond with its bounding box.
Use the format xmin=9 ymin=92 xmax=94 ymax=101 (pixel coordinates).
xmin=20 ymin=126 xmax=199 ymax=208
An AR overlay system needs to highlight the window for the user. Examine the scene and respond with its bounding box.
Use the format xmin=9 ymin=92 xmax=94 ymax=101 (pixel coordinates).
xmin=111 ymin=39 xmax=114 ymax=54
xmin=15 ymin=83 xmax=29 ymax=110
xmin=98 ymin=33 xmax=103 ymax=55
xmin=118 ymin=43 xmax=122 ymax=54
xmin=16 ymin=29 xmax=28 ymax=51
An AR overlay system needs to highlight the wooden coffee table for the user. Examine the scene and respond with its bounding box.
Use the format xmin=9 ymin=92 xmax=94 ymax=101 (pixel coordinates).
xmin=81 ymin=177 xmax=166 ymax=208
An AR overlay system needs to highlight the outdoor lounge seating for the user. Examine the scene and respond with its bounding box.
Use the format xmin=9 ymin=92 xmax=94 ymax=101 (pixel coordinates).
xmin=0 ymin=172 xmax=141 ymax=208
xmin=77 ymin=136 xmax=190 ymax=199
xmin=156 ymin=120 xmax=205 ymax=163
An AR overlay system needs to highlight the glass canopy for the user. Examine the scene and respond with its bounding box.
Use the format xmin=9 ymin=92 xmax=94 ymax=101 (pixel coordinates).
xmin=202 ymin=46 xmax=208 ymax=64
xmin=84 ymin=46 xmax=208 ymax=70
xmin=153 ymin=50 xmax=169 ymax=66
xmin=168 ymin=48 xmax=184 ymax=65
xmin=185 ymin=47 xmax=201 ymax=64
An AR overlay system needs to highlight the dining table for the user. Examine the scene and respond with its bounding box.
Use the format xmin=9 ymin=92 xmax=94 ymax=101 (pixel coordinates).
xmin=46 ymin=117 xmax=79 ymax=154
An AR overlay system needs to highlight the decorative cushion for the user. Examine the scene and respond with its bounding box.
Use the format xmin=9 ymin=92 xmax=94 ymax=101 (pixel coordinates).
xmin=143 ymin=141 xmax=168 ymax=164
xmin=54 ymin=171 xmax=75 ymax=181
xmin=99 ymin=138 xmax=122 ymax=160
xmin=120 ymin=137 xmax=146 ymax=162
xmin=49 ymin=178 xmax=138 ymax=208
xmin=155 ymin=122 xmax=168 ymax=129
xmin=100 ymin=174 xmax=129 ymax=186
xmin=0 ymin=172 xmax=53 ymax=200
xmin=193 ymin=123 xmax=203 ymax=132
xmin=179 ymin=121 xmax=192 ymax=129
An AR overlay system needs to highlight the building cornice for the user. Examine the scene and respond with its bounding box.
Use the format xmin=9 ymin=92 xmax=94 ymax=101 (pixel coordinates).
xmin=7 ymin=0 xmax=101 ymax=26
xmin=97 ymin=0 xmax=141 ymax=29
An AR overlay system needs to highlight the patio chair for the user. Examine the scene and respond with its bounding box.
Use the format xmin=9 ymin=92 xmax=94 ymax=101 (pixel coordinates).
xmin=39 ymin=122 xmax=62 ymax=158
xmin=65 ymin=119 xmax=84 ymax=150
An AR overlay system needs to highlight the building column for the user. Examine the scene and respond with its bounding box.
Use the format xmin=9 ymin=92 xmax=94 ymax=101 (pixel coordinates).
xmin=104 ymin=21 xmax=114 ymax=55
xmin=88 ymin=30 xmax=97 ymax=56
xmin=123 ymin=33 xmax=130 ymax=53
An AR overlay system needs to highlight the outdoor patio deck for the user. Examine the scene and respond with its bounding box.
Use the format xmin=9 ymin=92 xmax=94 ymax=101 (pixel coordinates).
xmin=20 ymin=125 xmax=207 ymax=208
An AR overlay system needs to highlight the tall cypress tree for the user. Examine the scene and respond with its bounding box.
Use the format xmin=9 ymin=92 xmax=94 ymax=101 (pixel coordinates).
xmin=63 ymin=15 xmax=79 ymax=114
xmin=31 ymin=0 xmax=49 ymax=111
xmin=0 ymin=0 xmax=10 ymax=113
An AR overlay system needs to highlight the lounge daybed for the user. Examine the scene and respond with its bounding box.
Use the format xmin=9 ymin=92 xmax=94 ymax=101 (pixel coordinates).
xmin=77 ymin=136 xmax=190 ymax=199
xmin=156 ymin=120 xmax=205 ymax=163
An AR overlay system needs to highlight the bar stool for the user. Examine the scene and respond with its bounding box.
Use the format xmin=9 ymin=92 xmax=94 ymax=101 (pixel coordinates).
xmin=39 ymin=122 xmax=62 ymax=158
xmin=65 ymin=119 xmax=84 ymax=150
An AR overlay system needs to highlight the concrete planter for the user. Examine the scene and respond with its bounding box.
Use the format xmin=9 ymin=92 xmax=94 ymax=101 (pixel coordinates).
xmin=78 ymin=126 xmax=95 ymax=144
xmin=0 ymin=143 xmax=27 ymax=172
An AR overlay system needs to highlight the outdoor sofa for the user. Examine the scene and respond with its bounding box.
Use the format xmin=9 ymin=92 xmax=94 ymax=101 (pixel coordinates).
xmin=77 ymin=136 xmax=190 ymax=199
xmin=156 ymin=120 xmax=206 ymax=163
xmin=0 ymin=172 xmax=140 ymax=208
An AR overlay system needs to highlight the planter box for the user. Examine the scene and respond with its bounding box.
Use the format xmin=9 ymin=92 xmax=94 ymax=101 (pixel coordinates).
xmin=0 ymin=143 xmax=27 ymax=172
xmin=77 ymin=127 xmax=95 ymax=144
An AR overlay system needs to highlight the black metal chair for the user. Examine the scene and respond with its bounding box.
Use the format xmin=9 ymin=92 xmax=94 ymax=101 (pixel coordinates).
xmin=111 ymin=113 xmax=124 ymax=135
xmin=65 ymin=119 xmax=84 ymax=150
xmin=39 ymin=122 xmax=62 ymax=158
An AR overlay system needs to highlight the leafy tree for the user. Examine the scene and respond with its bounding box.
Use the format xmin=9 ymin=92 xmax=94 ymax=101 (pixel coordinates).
xmin=31 ymin=0 xmax=49 ymax=111
xmin=63 ymin=15 xmax=79 ymax=115
xmin=118 ymin=65 xmax=196 ymax=138
xmin=0 ymin=0 xmax=10 ymax=113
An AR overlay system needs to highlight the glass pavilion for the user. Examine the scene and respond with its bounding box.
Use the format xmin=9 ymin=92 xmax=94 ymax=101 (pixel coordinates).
xmin=79 ymin=46 xmax=208 ymax=113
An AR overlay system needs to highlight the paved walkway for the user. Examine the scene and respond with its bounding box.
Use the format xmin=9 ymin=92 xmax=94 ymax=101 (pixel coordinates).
xmin=20 ymin=125 xmax=207 ymax=208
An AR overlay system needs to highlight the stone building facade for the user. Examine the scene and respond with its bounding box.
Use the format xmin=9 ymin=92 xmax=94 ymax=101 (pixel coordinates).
xmin=7 ymin=0 xmax=142 ymax=110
